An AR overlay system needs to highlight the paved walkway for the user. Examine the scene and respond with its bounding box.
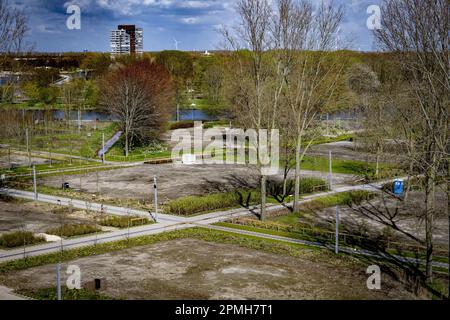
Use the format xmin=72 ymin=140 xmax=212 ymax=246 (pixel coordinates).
xmin=0 ymin=179 xmax=397 ymax=264
xmin=200 ymin=224 xmax=448 ymax=269
xmin=0 ymin=286 xmax=28 ymax=300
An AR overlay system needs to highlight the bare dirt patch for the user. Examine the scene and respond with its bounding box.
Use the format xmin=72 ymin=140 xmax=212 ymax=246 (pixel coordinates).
xmin=0 ymin=154 xmax=49 ymax=169
xmin=0 ymin=199 xmax=95 ymax=236
xmin=1 ymin=238 xmax=418 ymax=300
xmin=277 ymin=190 xmax=449 ymax=247
xmin=307 ymin=141 xmax=395 ymax=163
xmin=40 ymin=164 xmax=354 ymax=203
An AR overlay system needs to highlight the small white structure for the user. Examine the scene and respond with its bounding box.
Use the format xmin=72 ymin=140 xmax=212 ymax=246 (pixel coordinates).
xmin=182 ymin=154 xmax=197 ymax=165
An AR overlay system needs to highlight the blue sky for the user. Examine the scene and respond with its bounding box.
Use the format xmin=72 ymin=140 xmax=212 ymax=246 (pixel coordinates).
xmin=11 ymin=0 xmax=381 ymax=52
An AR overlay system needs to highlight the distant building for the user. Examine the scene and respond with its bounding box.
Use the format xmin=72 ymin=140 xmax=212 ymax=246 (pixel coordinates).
xmin=110 ymin=25 xmax=143 ymax=55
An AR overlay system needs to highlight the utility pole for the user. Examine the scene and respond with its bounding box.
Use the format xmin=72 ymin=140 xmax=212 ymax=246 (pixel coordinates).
xmin=25 ymin=128 xmax=31 ymax=167
xmin=33 ymin=165 xmax=37 ymax=200
xmin=335 ymin=205 xmax=340 ymax=254
xmin=328 ymin=150 xmax=333 ymax=191
xmin=8 ymin=146 xmax=11 ymax=169
xmin=77 ymin=109 xmax=81 ymax=133
xmin=96 ymin=170 xmax=99 ymax=194
xmin=326 ymin=113 xmax=330 ymax=136
xmin=153 ymin=176 xmax=158 ymax=223
xmin=102 ymin=133 xmax=105 ymax=164
xmin=56 ymin=263 xmax=62 ymax=301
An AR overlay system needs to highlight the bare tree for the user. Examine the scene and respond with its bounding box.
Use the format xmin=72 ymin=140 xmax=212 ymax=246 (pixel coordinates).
xmin=374 ymin=0 xmax=449 ymax=281
xmin=0 ymin=0 xmax=29 ymax=103
xmin=0 ymin=0 xmax=27 ymax=56
xmin=204 ymin=64 xmax=224 ymax=105
xmin=222 ymin=0 xmax=276 ymax=220
xmin=347 ymin=63 xmax=384 ymax=177
xmin=273 ymin=0 xmax=344 ymax=212
xmin=100 ymin=60 xmax=174 ymax=157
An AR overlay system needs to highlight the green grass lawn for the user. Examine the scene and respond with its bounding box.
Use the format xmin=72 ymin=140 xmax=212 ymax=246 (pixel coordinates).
xmin=5 ymin=122 xmax=118 ymax=160
xmin=0 ymin=160 xmax=103 ymax=176
xmin=106 ymin=145 xmax=172 ymax=162
xmin=298 ymin=155 xmax=402 ymax=178
xmin=17 ymin=287 xmax=115 ymax=300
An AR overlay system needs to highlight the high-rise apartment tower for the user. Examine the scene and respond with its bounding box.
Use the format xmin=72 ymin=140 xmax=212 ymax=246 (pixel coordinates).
xmin=110 ymin=25 xmax=143 ymax=55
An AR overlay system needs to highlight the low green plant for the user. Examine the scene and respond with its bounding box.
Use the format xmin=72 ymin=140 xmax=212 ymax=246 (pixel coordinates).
xmin=17 ymin=287 xmax=115 ymax=300
xmin=45 ymin=224 xmax=101 ymax=238
xmin=99 ymin=216 xmax=151 ymax=229
xmin=166 ymin=190 xmax=261 ymax=216
xmin=0 ymin=231 xmax=46 ymax=248
xmin=169 ymin=120 xmax=195 ymax=130
xmin=302 ymin=190 xmax=376 ymax=211
xmin=268 ymin=177 xmax=328 ymax=201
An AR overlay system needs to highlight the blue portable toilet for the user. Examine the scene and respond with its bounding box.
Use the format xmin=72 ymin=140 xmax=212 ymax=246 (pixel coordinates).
xmin=393 ymin=179 xmax=404 ymax=195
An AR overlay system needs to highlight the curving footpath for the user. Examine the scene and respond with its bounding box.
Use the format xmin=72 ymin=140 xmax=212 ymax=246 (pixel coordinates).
xmin=3 ymin=178 xmax=445 ymax=272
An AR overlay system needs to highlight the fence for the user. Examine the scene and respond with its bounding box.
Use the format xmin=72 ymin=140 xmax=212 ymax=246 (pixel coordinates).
xmin=232 ymin=218 xmax=448 ymax=260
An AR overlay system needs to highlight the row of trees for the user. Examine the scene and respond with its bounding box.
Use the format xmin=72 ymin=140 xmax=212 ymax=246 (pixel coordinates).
xmin=222 ymin=0 xmax=449 ymax=288
xmin=373 ymin=0 xmax=449 ymax=283
xmin=221 ymin=0 xmax=346 ymax=219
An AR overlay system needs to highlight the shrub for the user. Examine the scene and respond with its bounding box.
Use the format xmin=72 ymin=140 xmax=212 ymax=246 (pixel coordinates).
xmin=99 ymin=216 xmax=151 ymax=229
xmin=203 ymin=120 xmax=230 ymax=129
xmin=0 ymin=193 xmax=15 ymax=202
xmin=166 ymin=190 xmax=260 ymax=216
xmin=169 ymin=121 xmax=195 ymax=130
xmin=267 ymin=177 xmax=328 ymax=199
xmin=0 ymin=231 xmax=46 ymax=248
xmin=303 ymin=191 xmax=375 ymax=211
xmin=18 ymin=287 xmax=114 ymax=300
xmin=45 ymin=224 xmax=101 ymax=238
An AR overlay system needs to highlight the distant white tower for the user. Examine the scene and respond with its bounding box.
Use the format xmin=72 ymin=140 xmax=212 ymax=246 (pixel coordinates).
xmin=173 ymin=38 xmax=182 ymax=50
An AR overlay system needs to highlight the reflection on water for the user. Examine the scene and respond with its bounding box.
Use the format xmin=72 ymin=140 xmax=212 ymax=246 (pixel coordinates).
xmin=10 ymin=109 xmax=223 ymax=122
xmin=0 ymin=75 xmax=20 ymax=86
xmin=2 ymin=108 xmax=359 ymax=123
xmin=177 ymin=109 xmax=220 ymax=121
xmin=52 ymin=110 xmax=117 ymax=121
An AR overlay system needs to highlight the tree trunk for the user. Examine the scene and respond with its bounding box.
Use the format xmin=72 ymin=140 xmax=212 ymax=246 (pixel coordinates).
xmin=282 ymin=173 xmax=288 ymax=199
xmin=260 ymin=174 xmax=267 ymax=221
xmin=447 ymin=160 xmax=449 ymax=297
xmin=404 ymin=160 xmax=414 ymax=201
xmin=293 ymin=135 xmax=301 ymax=213
xmin=425 ymin=161 xmax=436 ymax=280
xmin=375 ymin=154 xmax=380 ymax=177
xmin=125 ymin=129 xmax=129 ymax=158
xmin=282 ymin=146 xmax=290 ymax=199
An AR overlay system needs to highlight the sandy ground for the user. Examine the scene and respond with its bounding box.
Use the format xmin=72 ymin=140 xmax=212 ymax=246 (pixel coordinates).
xmin=0 ymin=199 xmax=95 ymax=236
xmin=0 ymin=238 xmax=418 ymax=300
xmin=0 ymin=154 xmax=50 ymax=169
xmin=307 ymin=141 xmax=395 ymax=163
xmin=278 ymin=190 xmax=449 ymax=247
xmin=41 ymin=164 xmax=355 ymax=203
xmin=0 ymin=285 xmax=27 ymax=300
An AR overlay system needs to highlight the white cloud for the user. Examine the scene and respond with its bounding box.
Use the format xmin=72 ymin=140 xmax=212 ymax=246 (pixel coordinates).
xmin=180 ymin=16 xmax=200 ymax=24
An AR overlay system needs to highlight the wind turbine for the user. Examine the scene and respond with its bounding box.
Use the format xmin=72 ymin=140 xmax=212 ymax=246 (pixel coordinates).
xmin=335 ymin=26 xmax=341 ymax=51
xmin=173 ymin=38 xmax=182 ymax=50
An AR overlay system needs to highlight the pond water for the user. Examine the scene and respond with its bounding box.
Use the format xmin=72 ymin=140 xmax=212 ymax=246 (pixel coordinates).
xmin=177 ymin=109 xmax=220 ymax=121
xmin=0 ymin=75 xmax=20 ymax=86
xmin=6 ymin=107 xmax=356 ymax=123
xmin=14 ymin=108 xmax=223 ymax=122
